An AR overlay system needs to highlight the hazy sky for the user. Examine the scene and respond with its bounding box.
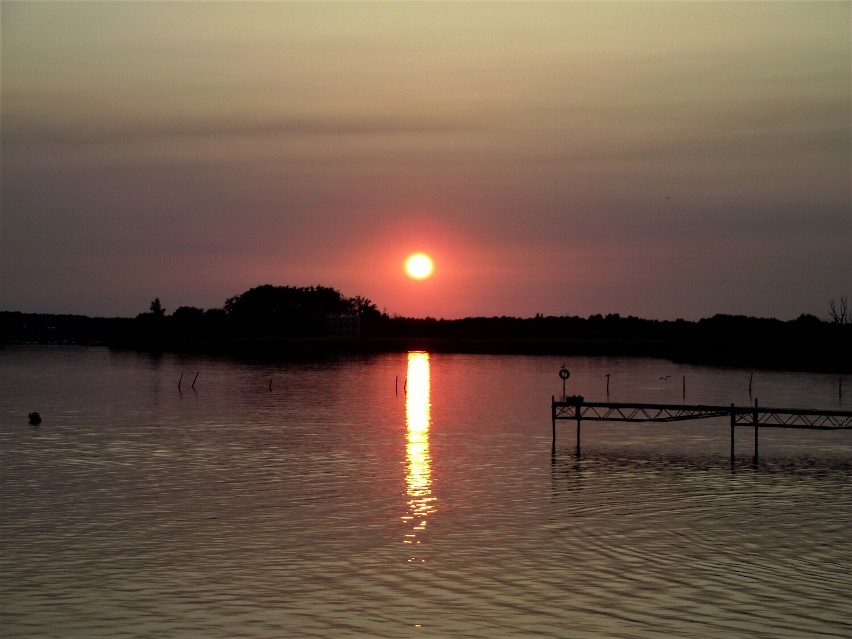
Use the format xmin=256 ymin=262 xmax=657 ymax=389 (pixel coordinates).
xmin=2 ymin=1 xmax=849 ymax=320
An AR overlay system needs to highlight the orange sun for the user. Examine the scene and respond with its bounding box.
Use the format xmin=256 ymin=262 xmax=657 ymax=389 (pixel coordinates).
xmin=405 ymin=253 xmax=434 ymax=280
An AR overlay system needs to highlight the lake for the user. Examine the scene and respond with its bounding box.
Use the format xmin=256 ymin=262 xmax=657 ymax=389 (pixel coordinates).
xmin=1 ymin=346 xmax=850 ymax=638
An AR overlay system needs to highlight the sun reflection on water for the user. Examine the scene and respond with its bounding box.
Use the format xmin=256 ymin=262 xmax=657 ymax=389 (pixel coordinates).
xmin=402 ymin=351 xmax=436 ymax=562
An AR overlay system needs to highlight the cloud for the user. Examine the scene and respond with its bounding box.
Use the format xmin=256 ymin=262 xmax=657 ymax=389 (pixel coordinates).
xmin=4 ymin=110 xmax=484 ymax=150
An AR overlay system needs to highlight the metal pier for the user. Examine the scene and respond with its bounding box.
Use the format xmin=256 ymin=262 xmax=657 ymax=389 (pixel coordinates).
xmin=551 ymin=396 xmax=852 ymax=464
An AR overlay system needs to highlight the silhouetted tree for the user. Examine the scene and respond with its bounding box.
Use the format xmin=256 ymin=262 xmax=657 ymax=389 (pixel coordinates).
xmin=350 ymin=295 xmax=381 ymax=318
xmin=171 ymin=306 xmax=204 ymax=321
xmin=793 ymin=313 xmax=822 ymax=326
xmin=349 ymin=295 xmax=387 ymax=336
xmin=224 ymin=284 xmax=352 ymax=337
xmin=149 ymin=298 xmax=166 ymax=318
xmin=828 ymin=296 xmax=848 ymax=324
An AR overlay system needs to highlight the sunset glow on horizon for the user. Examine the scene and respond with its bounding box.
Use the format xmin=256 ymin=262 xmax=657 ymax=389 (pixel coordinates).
xmin=2 ymin=2 xmax=849 ymax=321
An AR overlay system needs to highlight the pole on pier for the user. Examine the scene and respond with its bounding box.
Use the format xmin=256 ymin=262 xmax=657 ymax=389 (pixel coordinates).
xmin=753 ymin=398 xmax=759 ymax=466
xmin=730 ymin=403 xmax=735 ymax=464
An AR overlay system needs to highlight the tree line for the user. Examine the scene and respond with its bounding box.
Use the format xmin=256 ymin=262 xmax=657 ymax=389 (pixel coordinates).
xmin=1 ymin=285 xmax=849 ymax=372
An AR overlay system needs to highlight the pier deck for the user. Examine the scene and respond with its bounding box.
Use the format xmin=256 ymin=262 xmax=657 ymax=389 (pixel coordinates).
xmin=551 ymin=396 xmax=852 ymax=463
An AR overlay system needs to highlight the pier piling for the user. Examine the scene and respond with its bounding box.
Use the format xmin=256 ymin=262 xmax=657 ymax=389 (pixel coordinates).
xmin=753 ymin=399 xmax=759 ymax=466
xmin=730 ymin=403 xmax=735 ymax=463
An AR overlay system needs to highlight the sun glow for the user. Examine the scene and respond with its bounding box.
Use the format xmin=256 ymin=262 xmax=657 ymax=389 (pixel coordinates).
xmin=404 ymin=253 xmax=434 ymax=280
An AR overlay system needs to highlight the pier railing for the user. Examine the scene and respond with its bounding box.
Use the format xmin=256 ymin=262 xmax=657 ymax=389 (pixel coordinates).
xmin=551 ymin=396 xmax=852 ymax=463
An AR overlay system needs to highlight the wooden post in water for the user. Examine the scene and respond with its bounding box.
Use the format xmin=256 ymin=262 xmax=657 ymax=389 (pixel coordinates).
xmin=753 ymin=398 xmax=759 ymax=466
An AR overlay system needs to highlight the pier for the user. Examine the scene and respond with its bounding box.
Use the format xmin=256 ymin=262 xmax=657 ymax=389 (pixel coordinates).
xmin=551 ymin=396 xmax=852 ymax=464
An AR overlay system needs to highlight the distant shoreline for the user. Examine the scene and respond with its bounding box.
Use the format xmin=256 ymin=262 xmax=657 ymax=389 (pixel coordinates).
xmin=2 ymin=310 xmax=849 ymax=373
xmin=5 ymin=335 xmax=849 ymax=374
xmin=185 ymin=336 xmax=851 ymax=373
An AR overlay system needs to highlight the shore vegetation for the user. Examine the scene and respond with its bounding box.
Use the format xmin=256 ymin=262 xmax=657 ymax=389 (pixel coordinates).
xmin=2 ymin=285 xmax=849 ymax=373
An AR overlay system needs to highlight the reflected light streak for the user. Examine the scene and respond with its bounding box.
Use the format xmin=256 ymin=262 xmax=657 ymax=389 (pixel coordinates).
xmin=403 ymin=351 xmax=436 ymax=562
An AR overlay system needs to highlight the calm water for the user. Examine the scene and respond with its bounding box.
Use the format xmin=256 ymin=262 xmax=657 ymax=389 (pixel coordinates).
xmin=1 ymin=346 xmax=850 ymax=638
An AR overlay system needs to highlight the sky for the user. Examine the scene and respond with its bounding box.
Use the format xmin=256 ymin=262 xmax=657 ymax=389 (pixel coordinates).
xmin=2 ymin=1 xmax=849 ymax=321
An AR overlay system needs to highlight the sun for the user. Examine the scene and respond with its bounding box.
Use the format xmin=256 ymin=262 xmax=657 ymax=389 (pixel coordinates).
xmin=405 ymin=253 xmax=434 ymax=280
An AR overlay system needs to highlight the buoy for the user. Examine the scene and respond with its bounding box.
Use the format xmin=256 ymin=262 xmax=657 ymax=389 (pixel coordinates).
xmin=28 ymin=412 xmax=41 ymax=425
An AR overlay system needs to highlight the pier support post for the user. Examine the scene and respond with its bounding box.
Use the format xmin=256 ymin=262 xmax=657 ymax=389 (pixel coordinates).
xmin=730 ymin=403 xmax=735 ymax=464
xmin=551 ymin=397 xmax=557 ymax=455
xmin=575 ymin=403 xmax=582 ymax=457
xmin=753 ymin=399 xmax=759 ymax=466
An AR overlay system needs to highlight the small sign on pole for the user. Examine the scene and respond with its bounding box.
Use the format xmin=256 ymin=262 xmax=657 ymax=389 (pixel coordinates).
xmin=559 ymin=367 xmax=569 ymax=400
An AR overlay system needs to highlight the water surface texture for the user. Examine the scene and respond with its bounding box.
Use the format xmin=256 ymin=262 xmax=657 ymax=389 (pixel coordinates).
xmin=2 ymin=347 xmax=850 ymax=638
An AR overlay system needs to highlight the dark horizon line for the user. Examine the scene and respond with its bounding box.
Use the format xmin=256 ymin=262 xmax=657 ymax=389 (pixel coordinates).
xmin=0 ymin=307 xmax=838 ymax=326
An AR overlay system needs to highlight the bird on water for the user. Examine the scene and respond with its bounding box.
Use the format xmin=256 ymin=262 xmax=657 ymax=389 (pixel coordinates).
xmin=28 ymin=412 xmax=41 ymax=425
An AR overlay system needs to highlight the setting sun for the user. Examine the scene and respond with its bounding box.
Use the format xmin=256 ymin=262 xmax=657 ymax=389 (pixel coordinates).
xmin=404 ymin=253 xmax=434 ymax=280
